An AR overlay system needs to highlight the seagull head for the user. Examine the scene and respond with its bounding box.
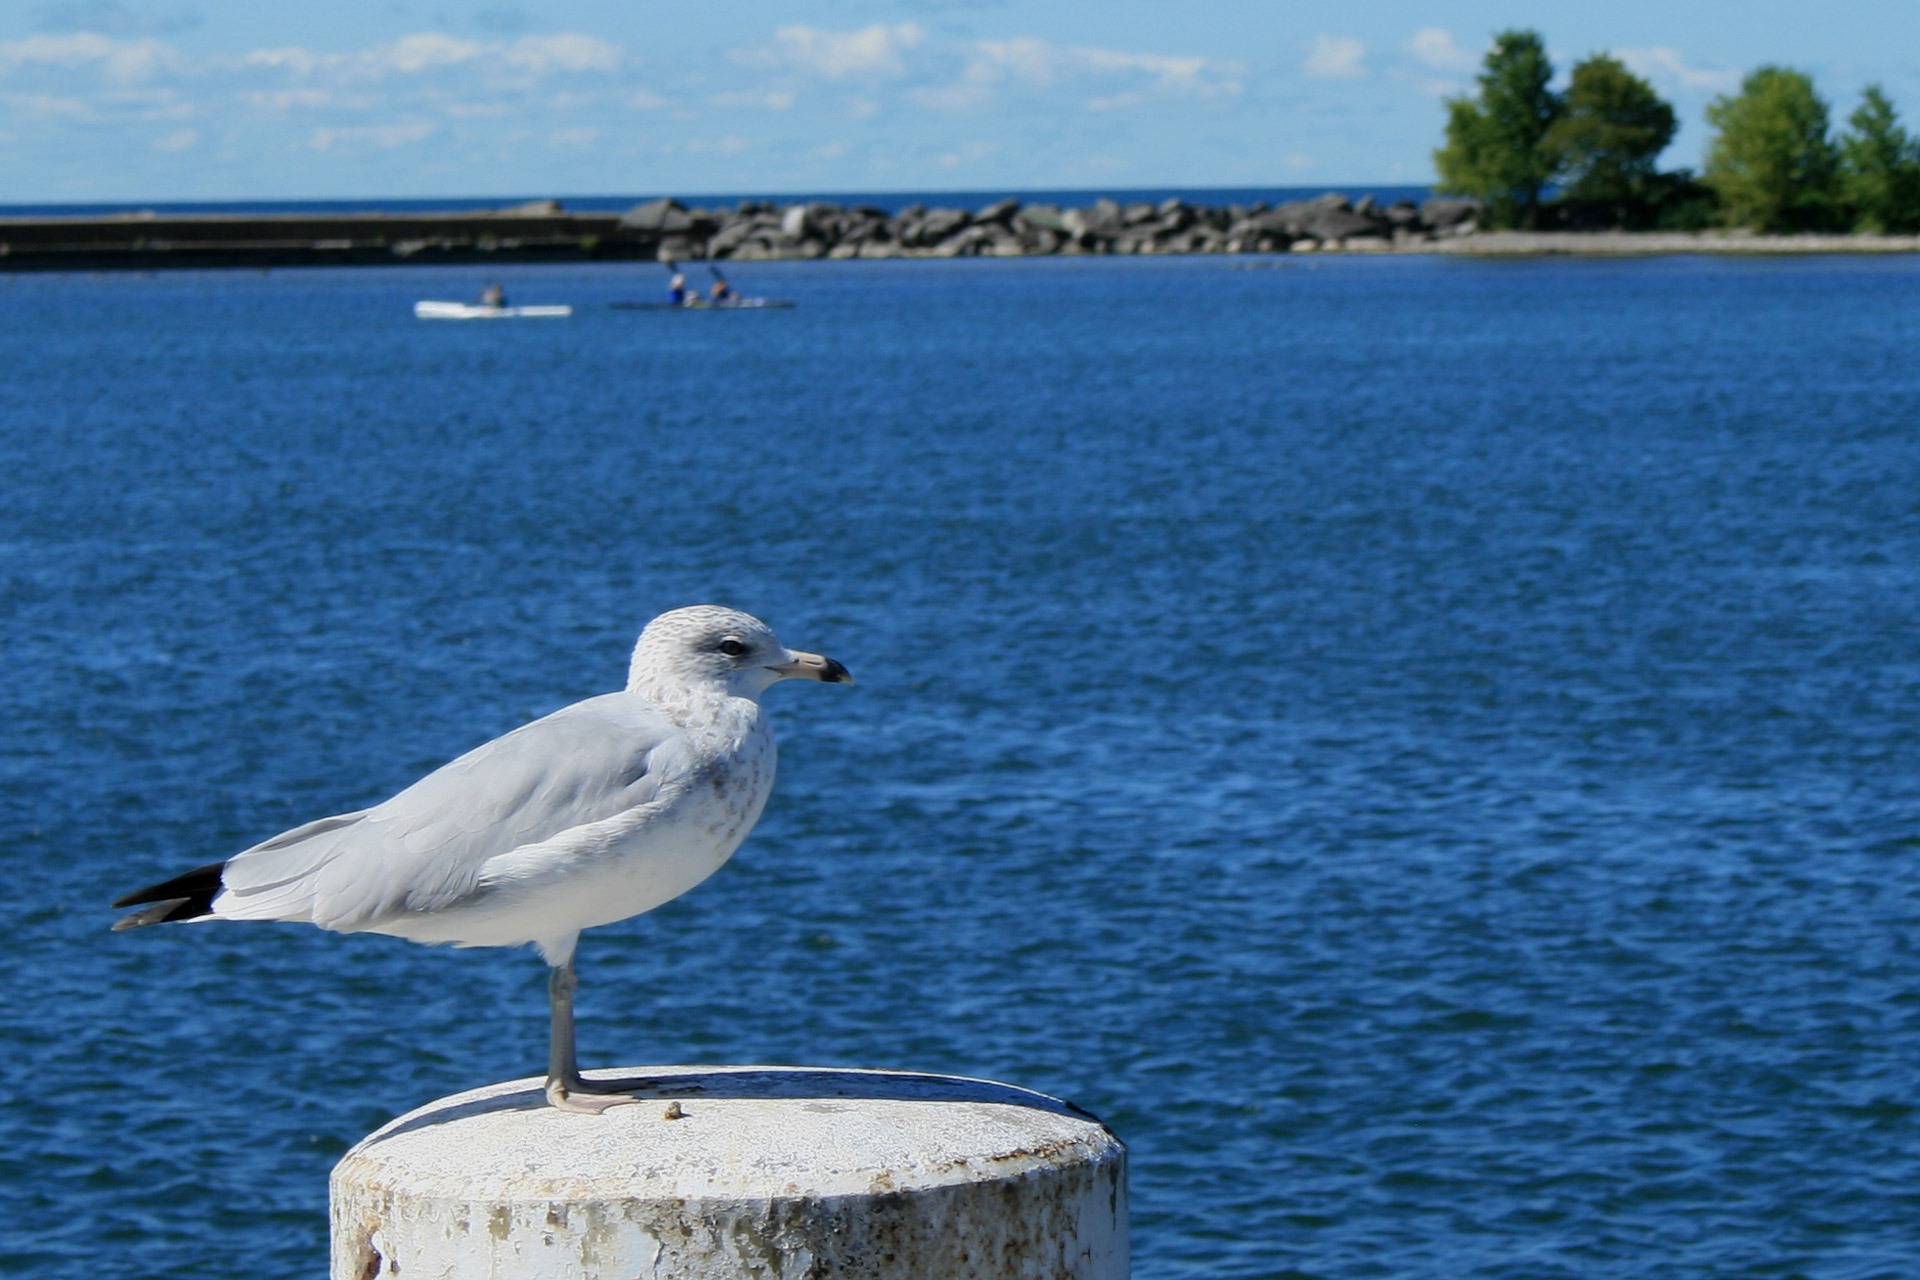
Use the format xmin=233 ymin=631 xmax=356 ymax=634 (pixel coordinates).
xmin=627 ymin=605 xmax=853 ymax=704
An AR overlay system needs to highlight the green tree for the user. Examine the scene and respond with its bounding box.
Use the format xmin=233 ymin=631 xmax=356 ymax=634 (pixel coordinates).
xmin=1434 ymin=29 xmax=1564 ymax=228
xmin=1545 ymin=54 xmax=1677 ymax=228
xmin=1703 ymin=66 xmax=1841 ymax=231
xmin=1838 ymin=84 xmax=1920 ymax=232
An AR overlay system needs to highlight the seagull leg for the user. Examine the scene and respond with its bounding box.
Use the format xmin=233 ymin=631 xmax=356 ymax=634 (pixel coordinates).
xmin=545 ymin=960 xmax=638 ymax=1113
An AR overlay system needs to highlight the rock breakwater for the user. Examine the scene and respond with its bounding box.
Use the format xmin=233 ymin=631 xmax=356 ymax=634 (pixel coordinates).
xmin=627 ymin=192 xmax=1484 ymax=260
xmin=0 ymin=192 xmax=1481 ymax=271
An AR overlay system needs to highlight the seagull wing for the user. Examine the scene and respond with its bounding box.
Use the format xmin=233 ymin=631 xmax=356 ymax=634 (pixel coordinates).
xmin=212 ymin=692 xmax=682 ymax=932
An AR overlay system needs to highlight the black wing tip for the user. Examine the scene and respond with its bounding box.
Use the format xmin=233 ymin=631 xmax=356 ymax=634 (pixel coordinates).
xmin=112 ymin=898 xmax=204 ymax=931
xmin=110 ymin=859 xmax=228 ymax=927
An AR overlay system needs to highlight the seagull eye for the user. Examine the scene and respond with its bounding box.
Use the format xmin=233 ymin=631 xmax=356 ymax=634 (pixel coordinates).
xmin=716 ymin=638 xmax=750 ymax=658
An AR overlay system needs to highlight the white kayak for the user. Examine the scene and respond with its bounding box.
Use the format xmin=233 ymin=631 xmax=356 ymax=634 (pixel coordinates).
xmin=414 ymin=301 xmax=573 ymax=320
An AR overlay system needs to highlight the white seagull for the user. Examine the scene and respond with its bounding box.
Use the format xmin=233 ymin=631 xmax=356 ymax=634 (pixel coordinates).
xmin=112 ymin=605 xmax=852 ymax=1112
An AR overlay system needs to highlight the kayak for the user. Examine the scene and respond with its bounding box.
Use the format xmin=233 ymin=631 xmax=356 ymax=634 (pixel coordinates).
xmin=610 ymin=299 xmax=796 ymax=311
xmin=414 ymin=301 xmax=573 ymax=320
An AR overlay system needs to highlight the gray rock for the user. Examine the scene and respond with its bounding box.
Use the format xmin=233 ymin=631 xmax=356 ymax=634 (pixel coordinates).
xmin=981 ymin=224 xmax=1025 ymax=256
xmin=919 ymin=208 xmax=972 ymax=242
xmin=620 ymin=198 xmax=693 ymax=233
xmin=1420 ymin=198 xmax=1483 ymax=232
xmin=1300 ymin=207 xmax=1383 ymax=242
xmin=975 ymin=198 xmax=1020 ymax=224
xmin=1015 ymin=203 xmax=1073 ymax=234
xmin=1078 ymin=199 xmax=1124 ymax=235
xmin=706 ymin=221 xmax=758 ymax=256
xmin=780 ymin=205 xmax=812 ymax=240
xmin=1121 ymin=202 xmax=1159 ymax=226
xmin=1020 ymin=227 xmax=1064 ymax=254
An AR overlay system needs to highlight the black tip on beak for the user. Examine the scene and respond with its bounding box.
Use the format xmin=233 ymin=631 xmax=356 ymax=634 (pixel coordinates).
xmin=820 ymin=656 xmax=852 ymax=684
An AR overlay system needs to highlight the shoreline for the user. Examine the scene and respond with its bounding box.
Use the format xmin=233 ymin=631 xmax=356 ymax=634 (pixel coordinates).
xmin=4 ymin=195 xmax=1917 ymax=271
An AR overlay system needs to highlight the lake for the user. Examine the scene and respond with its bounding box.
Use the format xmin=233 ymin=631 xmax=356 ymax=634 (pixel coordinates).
xmin=3 ymin=251 xmax=1919 ymax=1278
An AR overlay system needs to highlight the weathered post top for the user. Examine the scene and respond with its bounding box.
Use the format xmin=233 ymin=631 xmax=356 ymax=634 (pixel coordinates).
xmin=331 ymin=1065 xmax=1128 ymax=1280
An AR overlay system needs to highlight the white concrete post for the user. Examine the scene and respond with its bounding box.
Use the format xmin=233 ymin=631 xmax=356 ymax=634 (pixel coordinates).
xmin=331 ymin=1065 xmax=1128 ymax=1280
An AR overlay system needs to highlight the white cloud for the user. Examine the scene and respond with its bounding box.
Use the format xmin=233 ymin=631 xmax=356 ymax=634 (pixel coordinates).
xmin=910 ymin=81 xmax=993 ymax=111
xmin=243 ymin=87 xmax=336 ymax=110
xmin=1302 ymin=35 xmax=1365 ymax=80
xmin=438 ymin=99 xmax=513 ymax=118
xmin=968 ymin=37 xmax=1055 ymax=85
xmin=505 ymin=34 xmax=620 ymax=74
xmin=752 ymin=23 xmax=926 ymax=80
xmin=242 ymin=46 xmax=320 ymax=74
xmin=1406 ymin=28 xmax=1476 ymax=74
xmin=2 ymin=89 xmax=91 ymax=116
xmin=709 ymin=88 xmax=796 ymax=111
xmin=307 ymin=120 xmax=436 ymax=151
xmin=1618 ymin=46 xmax=1739 ymax=93
xmin=936 ymin=139 xmax=996 ymax=168
xmin=925 ymin=36 xmax=1239 ymax=111
xmin=0 ymin=32 xmax=172 ymax=83
xmin=681 ymin=134 xmax=750 ymax=155
xmin=1075 ymin=47 xmax=1222 ymax=91
xmin=237 ymin=31 xmax=621 ymax=84
xmin=370 ymin=33 xmax=486 ymax=75
xmin=548 ymin=125 xmax=596 ymax=148
xmin=151 ymin=125 xmax=194 ymax=150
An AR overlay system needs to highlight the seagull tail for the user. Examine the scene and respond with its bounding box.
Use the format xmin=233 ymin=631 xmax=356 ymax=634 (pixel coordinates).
xmin=110 ymin=860 xmax=227 ymax=931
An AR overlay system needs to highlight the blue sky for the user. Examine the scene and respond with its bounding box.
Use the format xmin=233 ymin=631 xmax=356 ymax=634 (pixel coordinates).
xmin=2 ymin=1 xmax=1915 ymax=202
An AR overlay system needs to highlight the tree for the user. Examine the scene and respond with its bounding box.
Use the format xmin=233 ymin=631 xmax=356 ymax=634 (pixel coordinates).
xmin=1434 ymin=30 xmax=1564 ymax=229
xmin=1838 ymin=84 xmax=1920 ymax=233
xmin=1703 ymin=66 xmax=1841 ymax=231
xmin=1545 ymin=54 xmax=1677 ymax=228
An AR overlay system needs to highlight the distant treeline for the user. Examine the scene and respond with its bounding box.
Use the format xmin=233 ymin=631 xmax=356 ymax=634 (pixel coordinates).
xmin=1435 ymin=30 xmax=1920 ymax=233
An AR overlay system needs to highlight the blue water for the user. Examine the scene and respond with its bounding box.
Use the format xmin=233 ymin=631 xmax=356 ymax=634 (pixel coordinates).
xmin=4 ymin=253 xmax=1920 ymax=1279
xmin=0 ymin=185 xmax=1432 ymax=219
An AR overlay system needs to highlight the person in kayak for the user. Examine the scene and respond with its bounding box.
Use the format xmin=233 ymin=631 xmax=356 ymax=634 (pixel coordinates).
xmin=668 ymin=274 xmax=689 ymax=306
xmin=709 ymin=277 xmax=735 ymax=305
xmin=480 ymin=282 xmax=507 ymax=308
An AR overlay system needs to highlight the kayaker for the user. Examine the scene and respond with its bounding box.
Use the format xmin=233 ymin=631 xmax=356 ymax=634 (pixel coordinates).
xmin=480 ymin=282 xmax=506 ymax=308
xmin=709 ymin=277 xmax=735 ymax=305
xmin=668 ymin=274 xmax=688 ymax=305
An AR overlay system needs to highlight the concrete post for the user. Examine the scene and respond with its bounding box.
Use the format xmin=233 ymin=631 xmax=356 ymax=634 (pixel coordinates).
xmin=330 ymin=1065 xmax=1128 ymax=1279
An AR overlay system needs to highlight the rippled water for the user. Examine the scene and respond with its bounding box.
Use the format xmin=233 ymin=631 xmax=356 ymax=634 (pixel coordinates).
xmin=4 ymin=253 xmax=1920 ymax=1279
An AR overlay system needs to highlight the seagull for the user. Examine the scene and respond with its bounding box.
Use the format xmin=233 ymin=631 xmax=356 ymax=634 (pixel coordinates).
xmin=111 ymin=605 xmax=852 ymax=1112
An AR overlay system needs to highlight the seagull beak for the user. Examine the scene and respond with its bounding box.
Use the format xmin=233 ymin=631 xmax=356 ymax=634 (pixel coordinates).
xmin=769 ymin=650 xmax=854 ymax=685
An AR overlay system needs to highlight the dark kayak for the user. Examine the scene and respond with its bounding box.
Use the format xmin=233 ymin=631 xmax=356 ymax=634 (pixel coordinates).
xmin=611 ymin=299 xmax=796 ymax=311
